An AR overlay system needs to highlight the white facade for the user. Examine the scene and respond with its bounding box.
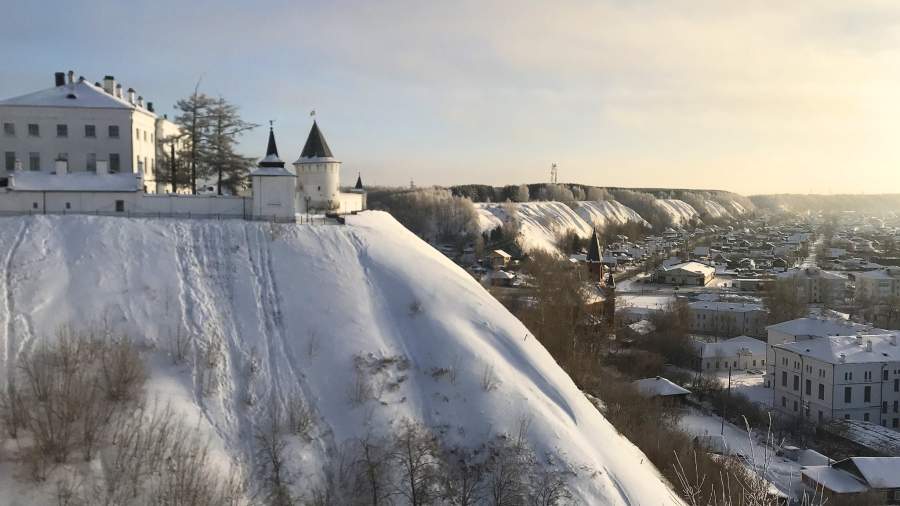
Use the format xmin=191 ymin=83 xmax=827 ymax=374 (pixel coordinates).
xmin=772 ymin=333 xmax=900 ymax=427
xmin=0 ymin=73 xmax=167 ymax=187
xmin=856 ymin=268 xmax=900 ymax=301
xmin=689 ymin=301 xmax=767 ymax=338
xmin=697 ymin=335 xmax=767 ymax=372
xmin=777 ymin=267 xmax=847 ymax=305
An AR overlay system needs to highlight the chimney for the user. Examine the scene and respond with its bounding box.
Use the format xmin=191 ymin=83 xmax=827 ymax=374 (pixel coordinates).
xmin=137 ymin=96 xmax=144 ymax=108
xmin=54 ymin=72 xmax=65 ymax=87
xmin=96 ymin=160 xmax=109 ymax=175
xmin=891 ymin=335 xmax=897 ymax=346
xmin=856 ymin=334 xmax=864 ymax=346
xmin=78 ymin=76 xmax=85 ymax=83
xmin=54 ymin=159 xmax=68 ymax=176
xmin=103 ymin=75 xmax=115 ymax=94
xmin=147 ymin=102 xmax=154 ymax=113
xmin=115 ymin=83 xmax=123 ymax=98
xmin=866 ymin=340 xmax=873 ymax=352
xmin=127 ymin=88 xmax=135 ymax=104
xmin=839 ymin=353 xmax=846 ymax=363
xmin=67 ymin=70 xmax=74 ymax=85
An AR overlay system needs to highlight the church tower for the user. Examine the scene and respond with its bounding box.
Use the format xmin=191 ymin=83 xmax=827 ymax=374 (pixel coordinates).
xmin=586 ymin=228 xmax=604 ymax=283
xmin=294 ymin=121 xmax=340 ymax=213
xmin=250 ymin=125 xmax=296 ymax=219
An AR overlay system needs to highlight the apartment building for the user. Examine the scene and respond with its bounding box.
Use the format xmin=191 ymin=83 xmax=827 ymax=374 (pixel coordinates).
xmin=772 ymin=333 xmax=900 ymax=427
xmin=688 ymin=301 xmax=767 ymax=338
xmin=777 ymin=267 xmax=848 ymax=305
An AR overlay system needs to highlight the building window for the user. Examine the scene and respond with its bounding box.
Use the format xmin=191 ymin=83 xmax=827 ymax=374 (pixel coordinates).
xmin=135 ymin=128 xmax=140 ymax=140
xmin=894 ymin=378 xmax=898 ymax=392
xmin=793 ymin=375 xmax=799 ymax=391
xmin=781 ymin=396 xmax=786 ymax=407
xmin=818 ymin=383 xmax=825 ymax=400
xmin=28 ymin=152 xmax=40 ymax=171
xmin=109 ymin=153 xmax=120 ymax=173
xmin=27 ymin=124 xmax=39 ymax=137
xmin=32 ymin=202 xmax=38 ymax=209
xmin=884 ymin=370 xmax=890 ymax=381
xmin=85 ymin=124 xmax=96 ymax=138
xmin=864 ymin=386 xmax=872 ymax=403
xmin=864 ymin=413 xmax=870 ymax=422
xmin=150 ymin=133 xmax=154 ymax=143
xmin=805 ymin=379 xmax=811 ymax=396
xmin=108 ymin=125 xmax=119 ymax=138
xmin=895 ymin=401 xmax=899 ymax=413
xmin=884 ymin=402 xmax=888 ymax=414
xmin=4 ymin=152 xmax=14 ymax=172
xmin=115 ymin=200 xmax=125 ymax=212
xmin=56 ymin=124 xmax=68 ymax=137
xmin=87 ymin=153 xmax=96 ymax=172
xmin=793 ymin=400 xmax=798 ymax=412
xmin=2 ymin=122 xmax=13 ymax=136
xmin=845 ymin=387 xmax=852 ymax=403
xmin=782 ymin=371 xmax=787 ymax=387
xmin=137 ymin=158 xmax=143 ymax=173
xmin=65 ymin=202 xmax=71 ymax=210
xmin=143 ymin=130 xmax=147 ymax=141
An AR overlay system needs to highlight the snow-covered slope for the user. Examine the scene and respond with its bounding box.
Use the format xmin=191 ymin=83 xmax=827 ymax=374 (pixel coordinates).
xmin=701 ymin=199 xmax=732 ymax=220
xmin=476 ymin=201 xmax=595 ymax=253
xmin=656 ymin=199 xmax=700 ymax=226
xmin=574 ymin=200 xmax=650 ymax=230
xmin=0 ymin=213 xmax=680 ymax=504
xmin=476 ymin=201 xmax=648 ymax=254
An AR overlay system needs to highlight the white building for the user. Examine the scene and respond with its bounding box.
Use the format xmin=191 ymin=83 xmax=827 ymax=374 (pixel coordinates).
xmin=1 ymin=70 xmax=366 ymax=219
xmin=776 ymin=267 xmax=847 ymax=305
xmin=772 ymin=332 xmax=900 ymax=427
xmin=656 ymin=261 xmax=715 ymax=286
xmin=697 ymin=335 xmax=767 ymax=372
xmin=293 ymin=121 xmax=364 ymax=214
xmin=689 ymin=301 xmax=767 ymax=338
xmin=856 ymin=268 xmax=900 ymax=301
xmin=0 ymin=71 xmax=176 ymax=193
xmin=764 ymin=317 xmax=888 ymax=388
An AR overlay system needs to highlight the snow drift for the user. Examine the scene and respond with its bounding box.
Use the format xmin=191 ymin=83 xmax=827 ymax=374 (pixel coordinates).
xmin=0 ymin=213 xmax=680 ymax=504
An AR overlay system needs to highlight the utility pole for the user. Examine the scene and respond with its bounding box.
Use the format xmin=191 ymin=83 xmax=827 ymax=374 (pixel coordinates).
xmin=721 ymin=364 xmax=732 ymax=435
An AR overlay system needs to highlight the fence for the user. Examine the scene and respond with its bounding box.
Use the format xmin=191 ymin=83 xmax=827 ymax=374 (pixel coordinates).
xmin=0 ymin=209 xmax=333 ymax=225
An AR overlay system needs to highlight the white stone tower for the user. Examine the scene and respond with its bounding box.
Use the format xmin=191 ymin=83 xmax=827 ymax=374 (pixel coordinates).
xmin=294 ymin=121 xmax=340 ymax=213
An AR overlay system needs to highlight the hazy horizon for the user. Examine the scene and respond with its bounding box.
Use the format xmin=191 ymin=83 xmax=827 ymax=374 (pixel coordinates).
xmin=3 ymin=0 xmax=899 ymax=195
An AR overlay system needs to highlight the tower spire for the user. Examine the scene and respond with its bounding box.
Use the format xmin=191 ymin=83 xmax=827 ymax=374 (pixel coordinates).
xmin=258 ymin=122 xmax=285 ymax=168
xmin=299 ymin=120 xmax=334 ymax=159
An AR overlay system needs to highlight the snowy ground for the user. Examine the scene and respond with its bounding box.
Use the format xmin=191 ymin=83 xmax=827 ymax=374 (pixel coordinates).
xmin=679 ymin=408 xmax=803 ymax=499
xmin=0 ymin=212 xmax=682 ymax=505
xmin=712 ymin=371 xmax=772 ymax=407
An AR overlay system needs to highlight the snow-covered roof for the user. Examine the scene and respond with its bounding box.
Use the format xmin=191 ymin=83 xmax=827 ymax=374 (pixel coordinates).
xmin=777 ymin=267 xmax=846 ymax=280
xmin=856 ymin=269 xmax=900 ymax=280
xmin=801 ymin=466 xmax=868 ymax=494
xmin=775 ymin=333 xmax=900 ymax=365
xmin=628 ymin=319 xmax=655 ymax=336
xmin=8 ymin=171 xmax=141 ymax=192
xmin=688 ymin=301 xmax=763 ymax=313
xmin=490 ymin=270 xmax=515 ymax=280
xmin=633 ymin=376 xmax=691 ymax=397
xmin=490 ymin=249 xmax=512 ymax=258
xmin=840 ymin=457 xmax=900 ymax=488
xmin=766 ymin=317 xmax=885 ymax=338
xmin=699 ymin=336 xmax=765 ymax=359
xmin=249 ymin=166 xmax=295 ymax=177
xmin=662 ymin=261 xmax=715 ymax=276
xmin=0 ymin=81 xmax=149 ymax=112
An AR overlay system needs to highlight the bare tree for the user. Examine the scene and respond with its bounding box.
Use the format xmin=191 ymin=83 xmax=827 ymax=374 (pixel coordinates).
xmin=391 ymin=421 xmax=440 ymax=506
xmin=255 ymin=402 xmax=294 ymax=506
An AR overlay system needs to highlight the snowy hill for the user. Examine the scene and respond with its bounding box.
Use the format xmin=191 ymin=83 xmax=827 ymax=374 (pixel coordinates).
xmin=475 ymin=201 xmax=648 ymax=254
xmin=574 ymin=200 xmax=650 ymax=230
xmin=0 ymin=213 xmax=680 ymax=504
xmin=476 ymin=201 xmax=595 ymax=253
xmin=656 ymin=199 xmax=700 ymax=226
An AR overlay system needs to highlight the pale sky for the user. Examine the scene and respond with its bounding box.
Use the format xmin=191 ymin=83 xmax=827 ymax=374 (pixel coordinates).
xmin=2 ymin=0 xmax=900 ymax=195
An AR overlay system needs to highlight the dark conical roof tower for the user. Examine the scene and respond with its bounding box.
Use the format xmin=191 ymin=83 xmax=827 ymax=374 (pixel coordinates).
xmin=258 ymin=125 xmax=285 ymax=168
xmin=354 ymin=173 xmax=364 ymax=190
xmin=300 ymin=121 xmax=334 ymax=158
xmin=586 ymin=229 xmax=602 ymax=262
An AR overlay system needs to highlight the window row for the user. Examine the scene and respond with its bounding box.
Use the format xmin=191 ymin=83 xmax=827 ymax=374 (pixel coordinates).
xmin=4 ymin=151 xmax=122 ymax=173
xmin=3 ymin=122 xmax=122 ymax=139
